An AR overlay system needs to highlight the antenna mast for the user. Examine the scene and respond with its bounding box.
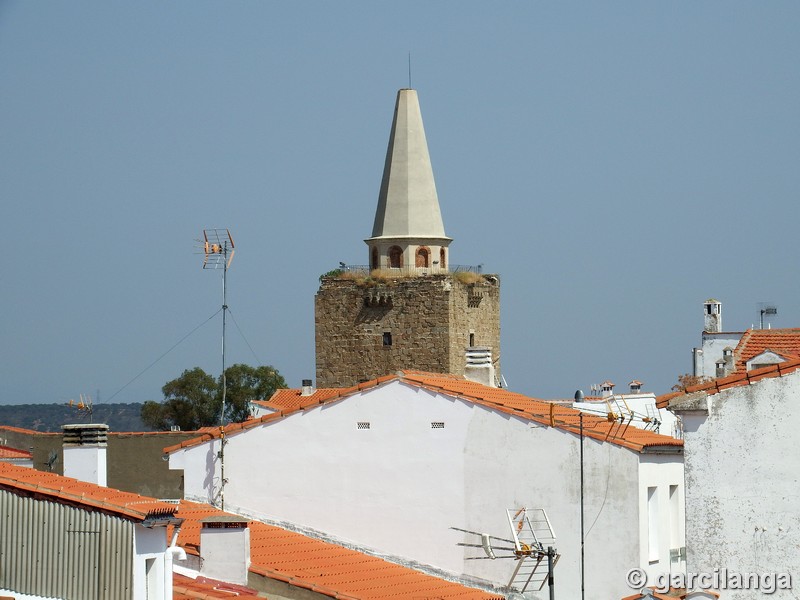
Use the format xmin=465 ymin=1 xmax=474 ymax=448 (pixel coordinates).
xmin=202 ymin=229 xmax=235 ymax=425
xmin=201 ymin=229 xmax=235 ymax=510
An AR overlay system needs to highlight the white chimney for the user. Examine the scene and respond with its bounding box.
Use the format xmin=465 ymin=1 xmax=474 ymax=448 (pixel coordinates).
xmin=62 ymin=424 xmax=109 ymax=487
xmin=464 ymin=347 xmax=496 ymax=387
xmin=704 ymin=298 xmax=722 ymax=333
xmin=600 ymin=381 xmax=615 ymax=398
xmin=300 ymin=379 xmax=315 ymax=396
xmin=200 ymin=516 xmax=251 ymax=585
xmin=629 ymin=380 xmax=642 ymax=394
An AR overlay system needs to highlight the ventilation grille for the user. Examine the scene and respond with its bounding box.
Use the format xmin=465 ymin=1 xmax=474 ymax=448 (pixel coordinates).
xmin=357 ymin=422 xmax=371 ymax=430
xmin=431 ymin=422 xmax=445 ymax=429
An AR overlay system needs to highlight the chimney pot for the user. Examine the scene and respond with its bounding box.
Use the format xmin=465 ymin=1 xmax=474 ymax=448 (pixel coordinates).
xmin=61 ymin=424 xmax=109 ymax=487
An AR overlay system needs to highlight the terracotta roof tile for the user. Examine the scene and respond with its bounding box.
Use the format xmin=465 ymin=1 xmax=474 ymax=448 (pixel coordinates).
xmin=0 ymin=425 xmax=59 ymax=436
xmin=172 ymin=573 xmax=261 ymax=599
xmin=0 ymin=445 xmax=32 ymax=460
xmin=166 ymin=372 xmax=681 ymax=455
xmin=259 ymin=385 xmax=360 ymax=411
xmin=174 ymin=501 xmax=501 ymax=600
xmin=657 ymin=357 xmax=800 ymax=408
xmin=733 ymin=328 xmax=800 ymax=372
xmin=0 ymin=462 xmax=178 ymax=521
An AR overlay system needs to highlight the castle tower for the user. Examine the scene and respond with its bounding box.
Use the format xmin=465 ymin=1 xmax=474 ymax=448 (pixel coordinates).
xmin=315 ymin=89 xmax=501 ymax=388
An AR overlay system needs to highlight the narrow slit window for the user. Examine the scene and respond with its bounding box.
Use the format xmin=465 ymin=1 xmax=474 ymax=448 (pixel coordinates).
xmin=383 ymin=332 xmax=392 ymax=346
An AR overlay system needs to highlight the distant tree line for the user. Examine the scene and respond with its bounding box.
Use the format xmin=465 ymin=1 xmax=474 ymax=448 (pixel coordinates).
xmin=0 ymin=403 xmax=147 ymax=433
xmin=140 ymin=363 xmax=286 ymax=431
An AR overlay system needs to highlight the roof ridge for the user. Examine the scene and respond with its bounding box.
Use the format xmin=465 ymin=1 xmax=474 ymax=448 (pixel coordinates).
xmin=657 ymin=355 xmax=800 ymax=408
xmin=167 ymin=372 xmax=680 ymax=455
xmin=0 ymin=462 xmax=178 ymax=521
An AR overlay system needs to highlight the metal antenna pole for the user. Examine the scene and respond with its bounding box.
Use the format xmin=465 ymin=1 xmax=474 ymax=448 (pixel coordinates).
xmin=220 ymin=240 xmax=228 ymax=426
xmin=580 ymin=412 xmax=585 ymax=600
xmin=199 ymin=228 xmax=235 ymax=512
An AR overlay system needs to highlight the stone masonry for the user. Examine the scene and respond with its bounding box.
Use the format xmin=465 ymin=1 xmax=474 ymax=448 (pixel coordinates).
xmin=315 ymin=273 xmax=500 ymax=387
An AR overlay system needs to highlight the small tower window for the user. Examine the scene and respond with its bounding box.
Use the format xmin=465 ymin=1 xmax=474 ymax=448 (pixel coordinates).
xmin=371 ymin=246 xmax=379 ymax=270
xmin=469 ymin=333 xmax=475 ymax=347
xmin=440 ymin=248 xmax=446 ymax=269
xmin=388 ymin=246 xmax=403 ymax=269
xmin=383 ymin=332 xmax=392 ymax=346
xmin=416 ymin=247 xmax=430 ymax=268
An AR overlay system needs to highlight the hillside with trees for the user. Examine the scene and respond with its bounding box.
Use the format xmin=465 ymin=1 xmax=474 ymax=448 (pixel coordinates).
xmin=0 ymin=403 xmax=150 ymax=433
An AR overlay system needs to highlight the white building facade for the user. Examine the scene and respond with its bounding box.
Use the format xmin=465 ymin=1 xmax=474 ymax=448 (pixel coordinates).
xmin=169 ymin=373 xmax=684 ymax=599
xmin=667 ymin=360 xmax=800 ymax=599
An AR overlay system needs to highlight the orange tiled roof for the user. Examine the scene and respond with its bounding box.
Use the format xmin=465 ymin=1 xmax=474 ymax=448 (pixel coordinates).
xmin=732 ymin=328 xmax=800 ymax=372
xmin=174 ymin=500 xmax=502 ymax=600
xmin=0 ymin=462 xmax=178 ymax=521
xmin=0 ymin=445 xmax=32 ymax=460
xmin=257 ymin=385 xmax=359 ymax=411
xmin=173 ymin=573 xmax=261 ymax=599
xmin=657 ymin=357 xmax=800 ymax=409
xmin=0 ymin=425 xmax=59 ymax=435
xmin=165 ymin=372 xmax=681 ymax=455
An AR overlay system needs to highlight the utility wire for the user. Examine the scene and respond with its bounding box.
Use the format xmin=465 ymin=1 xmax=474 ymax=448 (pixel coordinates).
xmin=226 ymin=308 xmax=263 ymax=366
xmin=106 ymin=308 xmax=222 ymax=402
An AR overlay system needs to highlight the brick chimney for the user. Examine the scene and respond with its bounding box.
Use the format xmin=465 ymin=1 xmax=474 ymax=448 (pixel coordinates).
xmin=200 ymin=516 xmax=251 ymax=585
xmin=62 ymin=424 xmax=108 ymax=487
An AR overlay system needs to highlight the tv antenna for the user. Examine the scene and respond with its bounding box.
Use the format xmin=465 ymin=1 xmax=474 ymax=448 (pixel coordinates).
xmin=453 ymin=508 xmax=559 ymax=594
xmin=200 ymin=229 xmax=235 ymax=426
xmin=66 ymin=394 xmax=93 ymax=420
xmin=199 ymin=228 xmax=234 ymax=511
xmin=758 ymin=303 xmax=777 ymax=329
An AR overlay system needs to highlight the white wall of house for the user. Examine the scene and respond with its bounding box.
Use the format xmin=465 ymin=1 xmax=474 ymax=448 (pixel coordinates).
xmin=677 ymin=371 xmax=800 ymax=600
xmin=133 ymin=524 xmax=171 ymax=600
xmin=638 ymin=454 xmax=686 ymax=584
xmin=172 ymin=380 xmax=682 ymax=599
xmin=694 ymin=333 xmax=742 ymax=378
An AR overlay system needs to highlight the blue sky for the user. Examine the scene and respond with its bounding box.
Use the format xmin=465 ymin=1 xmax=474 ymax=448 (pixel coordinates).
xmin=2 ymin=2 xmax=799 ymax=405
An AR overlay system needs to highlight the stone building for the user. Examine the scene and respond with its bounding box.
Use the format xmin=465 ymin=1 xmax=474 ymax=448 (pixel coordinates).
xmin=315 ymin=89 xmax=501 ymax=387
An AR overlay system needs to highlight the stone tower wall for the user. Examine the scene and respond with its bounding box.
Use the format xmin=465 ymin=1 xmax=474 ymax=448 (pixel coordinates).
xmin=447 ymin=276 xmax=501 ymax=378
xmin=315 ymin=274 xmax=500 ymax=388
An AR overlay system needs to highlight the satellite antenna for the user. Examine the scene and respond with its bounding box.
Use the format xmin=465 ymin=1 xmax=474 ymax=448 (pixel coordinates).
xmin=200 ymin=228 xmax=234 ymax=511
xmin=453 ymin=508 xmax=559 ymax=593
xmin=759 ymin=303 xmax=777 ymax=329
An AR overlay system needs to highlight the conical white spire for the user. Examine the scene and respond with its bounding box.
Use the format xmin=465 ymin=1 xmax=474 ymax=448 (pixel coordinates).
xmin=366 ymin=89 xmax=451 ymax=273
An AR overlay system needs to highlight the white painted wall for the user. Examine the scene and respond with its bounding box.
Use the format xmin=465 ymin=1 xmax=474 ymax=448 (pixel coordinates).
xmin=694 ymin=333 xmax=742 ymax=378
xmin=200 ymin=526 xmax=250 ymax=585
xmin=678 ymin=371 xmax=800 ymax=600
xmin=172 ymin=380 xmax=683 ymax=599
xmin=638 ymin=454 xmax=686 ymax=584
xmin=133 ymin=524 xmax=171 ymax=600
xmin=62 ymin=445 xmax=107 ymax=486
